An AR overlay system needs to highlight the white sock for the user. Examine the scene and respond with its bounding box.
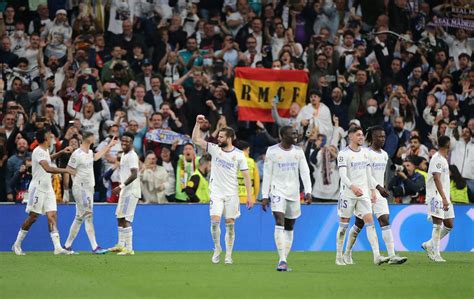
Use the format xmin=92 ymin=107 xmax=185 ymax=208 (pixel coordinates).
xmin=275 ymin=225 xmax=286 ymax=262
xmin=426 ymin=226 xmax=452 ymax=248
xmin=123 ymin=227 xmax=133 ymax=251
xmin=118 ymin=227 xmax=125 ymax=247
xmin=65 ymin=216 xmax=83 ymax=248
xmin=84 ymin=215 xmax=98 ymax=250
xmin=431 ymin=224 xmax=441 ymax=256
xmin=344 ymin=225 xmax=361 ymax=254
xmin=14 ymin=229 xmax=28 ymax=247
xmin=366 ymin=222 xmax=380 ymax=258
xmin=381 ymin=225 xmax=395 ymax=257
xmin=336 ymin=223 xmax=349 ymax=258
xmin=284 ymin=230 xmax=294 ymax=260
xmin=50 ymin=231 xmax=62 ymax=250
xmin=211 ymin=221 xmax=221 ymax=251
xmin=225 ymin=223 xmax=235 ymax=257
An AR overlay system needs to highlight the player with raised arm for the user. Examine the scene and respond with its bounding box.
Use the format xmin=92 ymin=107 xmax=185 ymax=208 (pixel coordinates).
xmin=108 ymin=132 xmax=141 ymax=256
xmin=343 ymin=126 xmax=407 ymax=265
xmin=62 ymin=131 xmax=118 ymax=254
xmin=192 ymin=115 xmax=254 ymax=264
xmin=336 ymin=126 xmax=389 ymax=266
xmin=422 ymin=136 xmax=454 ymax=262
xmin=12 ymin=128 xmax=76 ymax=255
xmin=261 ymin=126 xmax=312 ymax=272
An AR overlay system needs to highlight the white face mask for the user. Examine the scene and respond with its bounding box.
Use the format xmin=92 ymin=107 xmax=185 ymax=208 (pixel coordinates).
xmin=367 ymin=106 xmax=377 ymax=114
xmin=15 ymin=30 xmax=24 ymax=37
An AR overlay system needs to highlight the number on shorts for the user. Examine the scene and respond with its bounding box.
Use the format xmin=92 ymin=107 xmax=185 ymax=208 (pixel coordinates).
xmin=430 ymin=198 xmax=439 ymax=213
xmin=34 ymin=196 xmax=39 ymax=205
xmin=338 ymin=198 xmax=348 ymax=209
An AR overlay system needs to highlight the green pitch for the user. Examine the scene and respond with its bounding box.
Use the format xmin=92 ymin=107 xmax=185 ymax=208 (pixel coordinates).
xmin=1 ymin=252 xmax=472 ymax=299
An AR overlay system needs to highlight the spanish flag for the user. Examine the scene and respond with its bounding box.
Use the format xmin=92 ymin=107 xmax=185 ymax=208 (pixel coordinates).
xmin=234 ymin=67 xmax=308 ymax=122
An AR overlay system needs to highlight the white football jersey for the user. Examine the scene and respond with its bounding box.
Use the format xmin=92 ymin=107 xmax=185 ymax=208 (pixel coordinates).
xmin=68 ymin=148 xmax=95 ymax=186
xmin=207 ymin=142 xmax=248 ymax=198
xmin=337 ymin=146 xmax=371 ymax=200
xmin=31 ymin=146 xmax=53 ymax=192
xmin=262 ymin=144 xmax=312 ymax=201
xmin=120 ymin=150 xmax=141 ymax=196
xmin=368 ymin=148 xmax=388 ymax=198
xmin=426 ymin=152 xmax=450 ymax=202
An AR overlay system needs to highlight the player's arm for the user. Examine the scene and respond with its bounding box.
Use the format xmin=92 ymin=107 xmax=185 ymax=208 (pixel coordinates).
xmin=253 ymin=165 xmax=260 ymax=201
xmin=113 ymin=168 xmax=138 ymax=195
xmin=299 ymin=151 xmax=312 ymax=204
xmin=62 ymin=166 xmax=75 ymax=203
xmin=241 ymin=169 xmax=254 ymax=209
xmin=94 ymin=136 xmax=118 ymax=161
xmin=433 ymin=172 xmax=449 ymax=211
xmin=338 ymin=152 xmax=363 ymax=197
xmin=39 ymin=160 xmax=75 ymax=175
xmin=261 ymin=151 xmax=273 ymax=211
xmin=368 ymin=160 xmax=390 ymax=198
xmin=192 ymin=115 xmax=208 ymax=151
xmin=366 ymin=165 xmax=377 ymax=203
xmin=50 ymin=146 xmax=73 ymax=160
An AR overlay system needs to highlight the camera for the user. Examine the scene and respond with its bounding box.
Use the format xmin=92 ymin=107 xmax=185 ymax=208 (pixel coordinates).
xmin=390 ymin=164 xmax=405 ymax=172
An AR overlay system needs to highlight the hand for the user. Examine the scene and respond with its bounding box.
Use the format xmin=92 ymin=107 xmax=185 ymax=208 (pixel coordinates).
xmin=370 ymin=190 xmax=377 ymax=203
xmin=7 ymin=194 xmax=14 ymax=202
xmin=304 ymin=193 xmax=312 ymax=205
xmin=261 ymin=198 xmax=269 ymax=212
xmin=19 ymin=165 xmax=26 ymax=173
xmin=63 ymin=190 xmax=70 ymax=204
xmin=206 ymin=100 xmax=216 ymax=110
xmin=112 ymin=186 xmax=122 ymax=195
xmin=246 ymin=196 xmax=254 ymax=210
xmin=397 ymin=171 xmax=407 ymax=180
xmin=63 ymin=146 xmax=74 ymax=154
xmin=108 ymin=135 xmax=119 ymax=147
xmin=376 ymin=185 xmax=390 ymax=198
xmin=67 ymin=168 xmax=76 ymax=176
xmin=350 ymin=184 xmax=363 ymax=197
xmin=196 ymin=114 xmax=206 ymax=124
xmin=256 ymin=121 xmax=265 ymax=130
xmin=129 ymin=81 xmax=137 ymax=89
xmin=301 ymin=119 xmax=309 ymax=127
xmin=442 ymin=198 xmax=449 ymax=211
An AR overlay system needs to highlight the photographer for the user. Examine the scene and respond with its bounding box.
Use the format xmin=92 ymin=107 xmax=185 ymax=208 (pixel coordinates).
xmin=9 ymin=157 xmax=32 ymax=203
xmin=388 ymin=157 xmax=425 ymax=204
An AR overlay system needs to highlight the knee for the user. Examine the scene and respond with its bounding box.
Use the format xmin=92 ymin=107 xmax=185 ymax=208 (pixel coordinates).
xmin=339 ymin=217 xmax=350 ymax=224
xmin=354 ymin=217 xmax=365 ymax=229
xmin=444 ymin=219 xmax=454 ymax=229
xmin=284 ymin=219 xmax=295 ymax=231
xmin=225 ymin=218 xmax=235 ymax=225
xmin=211 ymin=216 xmax=221 ymax=224
xmin=377 ymin=215 xmax=390 ymax=227
xmin=362 ymin=213 xmax=374 ymax=224
xmin=29 ymin=213 xmax=39 ymax=223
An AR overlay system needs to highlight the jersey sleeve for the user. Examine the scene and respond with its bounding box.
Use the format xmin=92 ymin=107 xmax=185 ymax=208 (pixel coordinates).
xmin=67 ymin=152 xmax=79 ymax=169
xmin=428 ymin=156 xmax=442 ymax=175
xmin=129 ymin=153 xmax=139 ymax=169
xmin=238 ymin=153 xmax=248 ymax=171
xmin=337 ymin=150 xmax=347 ymax=168
xmin=206 ymin=142 xmax=218 ymax=156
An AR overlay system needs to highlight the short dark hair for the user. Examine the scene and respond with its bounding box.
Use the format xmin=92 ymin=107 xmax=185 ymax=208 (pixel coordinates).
xmin=199 ymin=154 xmax=212 ymax=165
xmin=410 ymin=136 xmax=421 ymax=143
xmin=36 ymin=128 xmax=50 ymax=144
xmin=219 ymin=127 xmax=235 ymax=140
xmin=82 ymin=131 xmax=94 ymax=139
xmin=438 ymin=135 xmax=450 ymax=149
xmin=45 ymin=104 xmax=55 ymax=110
xmin=122 ymin=131 xmax=135 ymax=140
xmin=348 ymin=126 xmax=363 ymax=135
xmin=150 ymin=112 xmax=164 ymax=120
xmin=279 ymin=125 xmax=293 ymax=137
xmin=366 ymin=125 xmax=384 ymax=144
xmin=235 ymin=140 xmax=250 ymax=151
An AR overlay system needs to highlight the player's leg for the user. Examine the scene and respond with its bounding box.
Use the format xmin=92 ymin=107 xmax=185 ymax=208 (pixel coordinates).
xmin=223 ymin=196 xmax=240 ymax=264
xmin=117 ymin=194 xmax=139 ymax=255
xmin=358 ymin=201 xmax=388 ymax=265
xmin=273 ymin=211 xmax=286 ymax=264
xmin=422 ymin=197 xmax=446 ymax=261
xmin=377 ymin=214 xmax=407 ymax=264
xmin=64 ymin=214 xmax=83 ymax=250
xmin=109 ymin=217 xmax=126 ymax=252
xmin=12 ymin=212 xmax=39 ymax=255
xmin=80 ymin=188 xmax=105 ymax=253
xmin=283 ymin=218 xmax=295 ymax=261
xmin=336 ymin=196 xmax=354 ymax=265
xmin=344 ymin=216 xmax=364 ymax=264
xmin=210 ymin=198 xmax=224 ymax=263
xmin=429 ymin=216 xmax=445 ymax=262
xmin=46 ymin=211 xmax=72 ymax=255
xmin=224 ymin=218 xmax=235 ymax=264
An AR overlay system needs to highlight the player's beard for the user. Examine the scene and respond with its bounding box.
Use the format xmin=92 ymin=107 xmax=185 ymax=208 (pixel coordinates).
xmin=218 ymin=140 xmax=228 ymax=148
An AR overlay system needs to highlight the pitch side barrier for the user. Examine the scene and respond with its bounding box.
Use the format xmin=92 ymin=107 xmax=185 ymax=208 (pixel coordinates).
xmin=0 ymin=203 xmax=472 ymax=251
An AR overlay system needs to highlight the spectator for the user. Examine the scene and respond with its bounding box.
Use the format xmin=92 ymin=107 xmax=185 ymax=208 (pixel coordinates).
xmin=9 ymin=157 xmax=32 ymax=203
xmin=297 ymin=89 xmax=333 ymax=140
xmin=449 ymin=165 xmax=469 ymax=204
xmin=140 ymin=151 xmax=170 ymax=204
xmin=175 ymin=143 xmax=200 ymax=203
xmin=388 ymin=157 xmax=426 ymax=204
xmin=124 ymin=82 xmax=153 ymax=130
xmin=159 ymin=145 xmax=177 ymax=202
xmin=184 ymin=154 xmax=211 ymax=203
xmin=0 ymin=36 xmax=19 ymax=68
xmin=41 ymin=9 xmax=72 ymax=60
xmin=235 ymin=141 xmax=259 ymax=204
xmin=450 ymin=124 xmax=474 ymax=201
xmin=6 ymin=138 xmax=30 ymax=201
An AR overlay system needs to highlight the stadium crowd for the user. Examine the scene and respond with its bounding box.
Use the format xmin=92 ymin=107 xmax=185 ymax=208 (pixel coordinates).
xmin=0 ymin=0 xmax=472 ymax=205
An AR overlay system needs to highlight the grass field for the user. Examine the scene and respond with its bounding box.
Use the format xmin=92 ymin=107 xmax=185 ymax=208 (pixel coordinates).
xmin=1 ymin=251 xmax=472 ymax=299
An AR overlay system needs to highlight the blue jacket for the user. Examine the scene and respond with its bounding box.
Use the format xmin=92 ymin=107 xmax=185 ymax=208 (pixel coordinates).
xmin=383 ymin=120 xmax=410 ymax=158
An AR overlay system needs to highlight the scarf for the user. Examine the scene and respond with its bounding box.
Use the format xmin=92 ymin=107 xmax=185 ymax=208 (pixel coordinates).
xmin=321 ymin=147 xmax=332 ymax=185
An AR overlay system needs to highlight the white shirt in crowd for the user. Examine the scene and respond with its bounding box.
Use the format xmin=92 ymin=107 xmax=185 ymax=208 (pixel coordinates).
xmin=262 ymin=144 xmax=312 ymax=201
xmin=125 ymin=99 xmax=153 ymax=130
xmin=67 ymin=99 xmax=111 ymax=143
xmin=296 ymin=102 xmax=334 ymax=140
xmin=207 ymin=142 xmax=248 ymax=198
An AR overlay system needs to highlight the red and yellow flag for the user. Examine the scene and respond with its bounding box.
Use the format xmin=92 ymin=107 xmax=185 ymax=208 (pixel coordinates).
xmin=234 ymin=67 xmax=308 ymax=122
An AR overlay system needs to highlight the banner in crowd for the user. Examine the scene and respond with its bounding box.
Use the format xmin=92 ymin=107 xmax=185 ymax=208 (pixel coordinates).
xmin=234 ymin=67 xmax=309 ymax=122
xmin=435 ymin=4 xmax=474 ymax=31
xmin=146 ymin=129 xmax=191 ymax=145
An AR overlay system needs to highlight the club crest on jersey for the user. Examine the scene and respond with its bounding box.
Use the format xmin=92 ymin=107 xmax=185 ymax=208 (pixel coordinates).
xmin=436 ymin=163 xmax=441 ymax=169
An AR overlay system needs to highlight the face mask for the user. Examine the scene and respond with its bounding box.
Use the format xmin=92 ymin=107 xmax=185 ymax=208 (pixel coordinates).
xmin=367 ymin=106 xmax=377 ymax=114
xmin=16 ymin=30 xmax=24 ymax=37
